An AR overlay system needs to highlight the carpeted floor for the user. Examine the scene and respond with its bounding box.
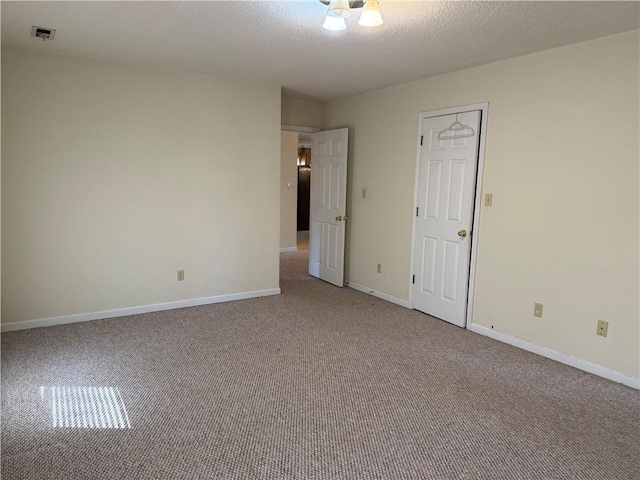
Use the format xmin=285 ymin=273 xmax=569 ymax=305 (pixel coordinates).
xmin=2 ymin=235 xmax=639 ymax=479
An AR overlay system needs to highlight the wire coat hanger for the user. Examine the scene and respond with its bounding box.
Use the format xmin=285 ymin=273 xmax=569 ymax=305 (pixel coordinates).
xmin=437 ymin=114 xmax=475 ymax=140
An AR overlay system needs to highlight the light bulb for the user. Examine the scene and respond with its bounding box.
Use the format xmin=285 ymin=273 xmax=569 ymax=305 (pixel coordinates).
xmin=323 ymin=15 xmax=347 ymax=31
xmin=359 ymin=0 xmax=383 ymax=27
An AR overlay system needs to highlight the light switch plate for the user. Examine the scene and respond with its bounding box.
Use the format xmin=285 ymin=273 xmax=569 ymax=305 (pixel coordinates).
xmin=485 ymin=193 xmax=493 ymax=207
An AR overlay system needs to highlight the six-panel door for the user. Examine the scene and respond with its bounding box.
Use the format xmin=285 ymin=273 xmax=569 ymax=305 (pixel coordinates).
xmin=309 ymin=128 xmax=348 ymax=287
xmin=412 ymin=111 xmax=481 ymax=327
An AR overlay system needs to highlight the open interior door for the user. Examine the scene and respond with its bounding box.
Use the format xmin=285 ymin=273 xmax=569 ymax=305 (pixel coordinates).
xmin=309 ymin=128 xmax=348 ymax=287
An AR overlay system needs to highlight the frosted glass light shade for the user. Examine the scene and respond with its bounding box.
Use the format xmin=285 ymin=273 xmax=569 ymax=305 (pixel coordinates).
xmin=358 ymin=0 xmax=383 ymax=27
xmin=327 ymin=0 xmax=352 ymax=19
xmin=323 ymin=15 xmax=347 ymax=31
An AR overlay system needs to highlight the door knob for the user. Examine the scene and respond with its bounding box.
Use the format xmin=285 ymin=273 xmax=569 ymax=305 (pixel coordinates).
xmin=458 ymin=229 xmax=467 ymax=238
xmin=335 ymin=216 xmax=342 ymax=221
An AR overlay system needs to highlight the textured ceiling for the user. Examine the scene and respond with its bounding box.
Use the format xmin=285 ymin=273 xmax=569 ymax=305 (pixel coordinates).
xmin=2 ymin=1 xmax=638 ymax=101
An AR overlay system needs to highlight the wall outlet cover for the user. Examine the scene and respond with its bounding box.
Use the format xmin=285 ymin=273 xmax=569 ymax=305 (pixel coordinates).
xmin=596 ymin=319 xmax=609 ymax=337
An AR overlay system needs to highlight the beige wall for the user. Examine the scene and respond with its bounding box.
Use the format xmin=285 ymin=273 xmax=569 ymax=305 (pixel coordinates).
xmin=323 ymin=31 xmax=640 ymax=378
xmin=2 ymin=49 xmax=281 ymax=324
xmin=280 ymin=131 xmax=298 ymax=250
xmin=281 ymin=96 xmax=323 ymax=128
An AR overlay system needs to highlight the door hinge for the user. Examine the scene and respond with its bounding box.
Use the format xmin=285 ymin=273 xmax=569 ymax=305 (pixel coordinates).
xmin=420 ymin=135 xmax=423 ymax=146
xmin=416 ymin=206 xmax=419 ymax=217
xmin=412 ymin=275 xmax=415 ymax=284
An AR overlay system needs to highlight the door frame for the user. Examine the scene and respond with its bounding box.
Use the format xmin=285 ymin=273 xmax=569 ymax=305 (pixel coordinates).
xmin=408 ymin=103 xmax=489 ymax=329
xmin=281 ymin=125 xmax=321 ymax=134
xmin=279 ymin=124 xmax=320 ymax=249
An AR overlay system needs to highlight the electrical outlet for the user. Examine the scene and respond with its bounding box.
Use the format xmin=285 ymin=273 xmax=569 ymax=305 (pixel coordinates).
xmin=533 ymin=303 xmax=543 ymax=318
xmin=485 ymin=193 xmax=493 ymax=207
xmin=596 ymin=320 xmax=609 ymax=337
xmin=377 ymin=263 xmax=382 ymax=274
xmin=177 ymin=270 xmax=185 ymax=281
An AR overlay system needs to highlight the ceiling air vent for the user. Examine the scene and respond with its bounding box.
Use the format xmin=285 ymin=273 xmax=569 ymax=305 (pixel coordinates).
xmin=31 ymin=26 xmax=56 ymax=41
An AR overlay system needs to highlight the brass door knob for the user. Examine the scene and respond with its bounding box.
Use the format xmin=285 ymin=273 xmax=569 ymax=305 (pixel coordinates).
xmin=458 ymin=229 xmax=468 ymax=238
xmin=335 ymin=216 xmax=342 ymax=221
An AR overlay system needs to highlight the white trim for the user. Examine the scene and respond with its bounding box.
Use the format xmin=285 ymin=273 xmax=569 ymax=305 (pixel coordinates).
xmin=346 ymin=281 xmax=412 ymax=309
xmin=279 ymin=247 xmax=298 ymax=253
xmin=0 ymin=288 xmax=282 ymax=332
xmin=468 ymin=323 xmax=640 ymax=390
xmin=465 ymin=104 xmax=489 ymax=329
xmin=281 ymin=124 xmax=321 ymax=133
xmin=409 ymin=103 xmax=489 ymax=329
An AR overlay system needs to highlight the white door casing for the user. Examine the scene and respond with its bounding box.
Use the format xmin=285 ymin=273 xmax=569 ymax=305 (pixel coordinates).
xmin=309 ymin=128 xmax=348 ymax=287
xmin=412 ymin=111 xmax=481 ymax=327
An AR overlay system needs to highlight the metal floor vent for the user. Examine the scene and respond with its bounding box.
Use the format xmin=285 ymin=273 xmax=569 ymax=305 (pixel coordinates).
xmin=31 ymin=26 xmax=56 ymax=41
xmin=42 ymin=386 xmax=131 ymax=429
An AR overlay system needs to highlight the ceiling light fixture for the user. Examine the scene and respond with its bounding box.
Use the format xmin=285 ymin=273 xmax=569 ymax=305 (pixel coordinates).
xmin=326 ymin=0 xmax=352 ymax=19
xmin=320 ymin=0 xmax=383 ymax=31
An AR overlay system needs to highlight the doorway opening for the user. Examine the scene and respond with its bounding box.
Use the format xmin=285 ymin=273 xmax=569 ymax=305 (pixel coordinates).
xmin=280 ymin=126 xmax=350 ymax=289
xmin=280 ymin=126 xmax=318 ymax=259
xmin=296 ymin=135 xmax=312 ymax=242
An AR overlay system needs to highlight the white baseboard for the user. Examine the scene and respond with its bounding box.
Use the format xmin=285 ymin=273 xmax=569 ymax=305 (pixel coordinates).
xmin=468 ymin=323 xmax=639 ymax=390
xmin=0 ymin=288 xmax=281 ymax=333
xmin=279 ymin=247 xmax=298 ymax=253
xmin=346 ymin=281 xmax=412 ymax=309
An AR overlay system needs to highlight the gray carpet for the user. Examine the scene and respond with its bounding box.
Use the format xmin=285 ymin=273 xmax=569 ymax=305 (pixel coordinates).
xmin=2 ymin=238 xmax=639 ymax=479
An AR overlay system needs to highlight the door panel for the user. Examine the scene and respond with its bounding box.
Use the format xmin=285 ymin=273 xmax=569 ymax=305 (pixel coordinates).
xmin=316 ymin=164 xmax=327 ymax=208
xmin=447 ymin=160 xmax=466 ymax=221
xmin=421 ymin=236 xmax=437 ymax=294
xmin=328 ymin=224 xmax=340 ymax=269
xmin=309 ymin=128 xmax=348 ymax=287
xmin=425 ymin=161 xmax=442 ymax=219
xmin=442 ymin=240 xmax=460 ymax=302
xmin=412 ymin=111 xmax=481 ymax=327
xmin=329 ymin=164 xmax=341 ymax=209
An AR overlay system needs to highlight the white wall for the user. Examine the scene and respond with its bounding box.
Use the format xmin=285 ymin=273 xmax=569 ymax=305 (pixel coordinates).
xmin=2 ymin=49 xmax=281 ymax=324
xmin=323 ymin=31 xmax=640 ymax=379
xmin=280 ymin=131 xmax=298 ymax=250
xmin=281 ymin=96 xmax=323 ymax=128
